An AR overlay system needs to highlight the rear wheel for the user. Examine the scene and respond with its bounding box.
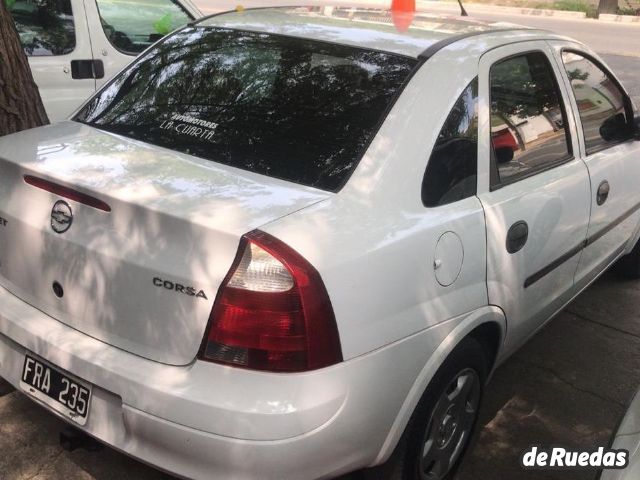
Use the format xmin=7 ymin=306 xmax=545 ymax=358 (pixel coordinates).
xmin=417 ymin=367 xmax=481 ymax=479
xmin=614 ymin=237 xmax=640 ymax=279
xmin=364 ymin=337 xmax=488 ymax=480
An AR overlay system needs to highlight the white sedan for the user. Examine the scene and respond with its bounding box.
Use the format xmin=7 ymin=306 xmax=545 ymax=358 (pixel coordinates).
xmin=1 ymin=6 xmax=640 ymax=480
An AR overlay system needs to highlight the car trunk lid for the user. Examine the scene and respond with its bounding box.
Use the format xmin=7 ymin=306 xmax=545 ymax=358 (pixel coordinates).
xmin=0 ymin=122 xmax=329 ymax=365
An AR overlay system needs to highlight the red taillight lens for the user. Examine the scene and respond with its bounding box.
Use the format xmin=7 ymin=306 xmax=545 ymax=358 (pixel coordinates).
xmin=199 ymin=230 xmax=343 ymax=372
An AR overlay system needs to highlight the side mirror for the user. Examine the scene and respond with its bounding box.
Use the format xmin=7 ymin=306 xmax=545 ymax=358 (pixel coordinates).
xmin=495 ymin=146 xmax=514 ymax=164
xmin=600 ymin=113 xmax=628 ymax=142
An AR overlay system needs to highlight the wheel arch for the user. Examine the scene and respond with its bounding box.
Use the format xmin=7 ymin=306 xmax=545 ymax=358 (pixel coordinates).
xmin=371 ymin=306 xmax=506 ymax=466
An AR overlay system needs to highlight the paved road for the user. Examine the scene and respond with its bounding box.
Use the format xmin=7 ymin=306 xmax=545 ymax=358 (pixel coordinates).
xmin=457 ymin=7 xmax=640 ymax=58
xmin=458 ymin=272 xmax=640 ymax=480
xmin=193 ymin=0 xmax=640 ymax=57
xmin=193 ymin=0 xmax=640 ymax=104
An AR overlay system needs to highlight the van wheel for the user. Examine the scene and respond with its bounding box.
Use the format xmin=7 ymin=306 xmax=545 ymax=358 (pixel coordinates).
xmin=363 ymin=337 xmax=488 ymax=480
xmin=614 ymin=238 xmax=640 ymax=279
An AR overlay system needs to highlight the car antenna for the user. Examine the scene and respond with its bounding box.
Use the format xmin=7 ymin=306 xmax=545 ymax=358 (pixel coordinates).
xmin=458 ymin=0 xmax=469 ymax=16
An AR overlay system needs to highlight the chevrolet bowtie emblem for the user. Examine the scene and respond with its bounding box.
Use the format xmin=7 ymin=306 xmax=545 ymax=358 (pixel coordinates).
xmin=51 ymin=200 xmax=73 ymax=234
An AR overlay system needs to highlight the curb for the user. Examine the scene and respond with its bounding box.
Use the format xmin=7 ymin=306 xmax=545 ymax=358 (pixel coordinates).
xmin=421 ymin=1 xmax=639 ymax=23
xmin=198 ymin=0 xmax=640 ymax=24
xmin=598 ymin=13 xmax=640 ymax=23
xmin=417 ymin=1 xmax=587 ymax=18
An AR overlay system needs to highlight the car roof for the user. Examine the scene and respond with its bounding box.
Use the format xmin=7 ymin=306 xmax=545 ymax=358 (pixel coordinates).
xmin=197 ymin=6 xmax=530 ymax=58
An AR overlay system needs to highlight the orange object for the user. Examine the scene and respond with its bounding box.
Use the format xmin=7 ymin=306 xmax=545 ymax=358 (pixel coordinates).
xmin=391 ymin=0 xmax=415 ymax=31
xmin=391 ymin=0 xmax=416 ymax=12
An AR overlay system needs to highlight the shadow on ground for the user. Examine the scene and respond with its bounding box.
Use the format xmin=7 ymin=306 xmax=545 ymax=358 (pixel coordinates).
xmin=457 ymin=272 xmax=640 ymax=480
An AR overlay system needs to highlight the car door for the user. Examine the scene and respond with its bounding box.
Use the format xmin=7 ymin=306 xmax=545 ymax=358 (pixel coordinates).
xmin=549 ymin=43 xmax=640 ymax=288
xmin=476 ymin=42 xmax=592 ymax=356
xmin=9 ymin=0 xmax=95 ymax=122
xmin=83 ymin=0 xmax=197 ymax=90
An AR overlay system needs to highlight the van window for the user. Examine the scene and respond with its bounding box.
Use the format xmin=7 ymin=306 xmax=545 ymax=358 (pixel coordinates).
xmin=95 ymin=0 xmax=192 ymax=55
xmin=8 ymin=0 xmax=76 ymax=56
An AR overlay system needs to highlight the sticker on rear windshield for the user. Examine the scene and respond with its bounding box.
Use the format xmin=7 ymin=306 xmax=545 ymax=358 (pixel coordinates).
xmin=159 ymin=114 xmax=219 ymax=141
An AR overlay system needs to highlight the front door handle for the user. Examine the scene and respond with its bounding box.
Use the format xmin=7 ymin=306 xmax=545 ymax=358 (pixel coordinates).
xmin=506 ymin=220 xmax=529 ymax=254
xmin=70 ymin=60 xmax=105 ymax=80
xmin=597 ymin=180 xmax=610 ymax=206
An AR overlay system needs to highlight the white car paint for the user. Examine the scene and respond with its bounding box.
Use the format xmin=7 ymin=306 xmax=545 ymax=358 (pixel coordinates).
xmin=477 ymin=40 xmax=594 ymax=357
xmin=0 ymin=6 xmax=639 ymax=480
xmin=23 ymin=0 xmax=202 ymax=123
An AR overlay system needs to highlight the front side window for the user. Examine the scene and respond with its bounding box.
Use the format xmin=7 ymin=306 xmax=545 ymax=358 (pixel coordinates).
xmin=490 ymin=52 xmax=571 ymax=186
xmin=8 ymin=0 xmax=76 ymax=56
xmin=422 ymin=79 xmax=478 ymax=207
xmin=96 ymin=0 xmax=192 ymax=55
xmin=74 ymin=27 xmax=418 ymax=192
xmin=561 ymin=51 xmax=633 ymax=155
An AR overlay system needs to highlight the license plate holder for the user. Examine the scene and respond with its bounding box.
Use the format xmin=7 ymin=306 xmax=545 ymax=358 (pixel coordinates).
xmin=20 ymin=354 xmax=92 ymax=426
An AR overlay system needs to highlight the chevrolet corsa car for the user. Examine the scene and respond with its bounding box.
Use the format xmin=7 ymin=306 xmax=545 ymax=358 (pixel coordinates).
xmin=1 ymin=6 xmax=640 ymax=480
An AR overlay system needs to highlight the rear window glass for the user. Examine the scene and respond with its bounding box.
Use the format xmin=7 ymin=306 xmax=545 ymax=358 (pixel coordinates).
xmin=74 ymin=27 xmax=418 ymax=191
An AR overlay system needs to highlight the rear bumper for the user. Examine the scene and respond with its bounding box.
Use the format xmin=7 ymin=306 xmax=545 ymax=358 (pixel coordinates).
xmin=0 ymin=284 xmax=453 ymax=479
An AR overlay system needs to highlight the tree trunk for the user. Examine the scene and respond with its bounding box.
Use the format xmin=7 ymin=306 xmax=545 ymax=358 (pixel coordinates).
xmin=0 ymin=2 xmax=48 ymax=137
xmin=598 ymin=0 xmax=619 ymax=15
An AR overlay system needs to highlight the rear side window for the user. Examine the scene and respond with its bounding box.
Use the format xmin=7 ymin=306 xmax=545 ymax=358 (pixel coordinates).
xmin=561 ymin=51 xmax=633 ymax=154
xmin=74 ymin=27 xmax=418 ymax=192
xmin=95 ymin=0 xmax=192 ymax=55
xmin=8 ymin=0 xmax=76 ymax=56
xmin=422 ymin=78 xmax=478 ymax=207
xmin=490 ymin=52 xmax=571 ymax=186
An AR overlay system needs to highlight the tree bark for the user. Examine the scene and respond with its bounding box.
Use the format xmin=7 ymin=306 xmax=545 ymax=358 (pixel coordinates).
xmin=598 ymin=0 xmax=619 ymax=15
xmin=0 ymin=2 xmax=48 ymax=137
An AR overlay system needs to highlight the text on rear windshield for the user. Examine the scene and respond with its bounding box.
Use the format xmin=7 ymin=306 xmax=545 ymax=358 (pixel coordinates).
xmin=74 ymin=27 xmax=418 ymax=191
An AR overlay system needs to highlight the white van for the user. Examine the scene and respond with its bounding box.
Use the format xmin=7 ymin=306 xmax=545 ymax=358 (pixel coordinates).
xmin=9 ymin=0 xmax=202 ymax=122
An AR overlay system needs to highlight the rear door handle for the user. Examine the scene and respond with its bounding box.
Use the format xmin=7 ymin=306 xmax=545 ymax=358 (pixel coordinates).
xmin=506 ymin=220 xmax=529 ymax=254
xmin=70 ymin=60 xmax=105 ymax=80
xmin=597 ymin=180 xmax=610 ymax=206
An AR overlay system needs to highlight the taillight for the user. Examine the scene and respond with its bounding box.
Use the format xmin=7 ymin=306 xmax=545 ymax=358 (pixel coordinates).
xmin=199 ymin=230 xmax=342 ymax=372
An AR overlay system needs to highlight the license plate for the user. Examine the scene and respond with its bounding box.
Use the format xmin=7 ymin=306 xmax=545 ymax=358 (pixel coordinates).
xmin=20 ymin=354 xmax=92 ymax=426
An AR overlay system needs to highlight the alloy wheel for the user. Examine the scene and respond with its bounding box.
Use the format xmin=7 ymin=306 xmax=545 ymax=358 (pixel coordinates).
xmin=419 ymin=368 xmax=481 ymax=480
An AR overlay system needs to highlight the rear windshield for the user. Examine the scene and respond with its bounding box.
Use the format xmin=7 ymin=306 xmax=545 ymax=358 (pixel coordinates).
xmin=74 ymin=27 xmax=418 ymax=191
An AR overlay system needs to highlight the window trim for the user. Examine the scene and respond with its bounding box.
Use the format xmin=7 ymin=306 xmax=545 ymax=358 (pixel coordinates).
xmin=422 ymin=77 xmax=478 ymax=208
xmin=560 ymin=48 xmax=636 ymax=156
xmin=15 ymin=0 xmax=77 ymax=57
xmin=95 ymin=0 xmax=195 ymax=57
xmin=488 ymin=49 xmax=575 ymax=191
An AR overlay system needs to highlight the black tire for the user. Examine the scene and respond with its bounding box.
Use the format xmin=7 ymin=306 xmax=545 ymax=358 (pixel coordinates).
xmin=363 ymin=337 xmax=488 ymax=480
xmin=614 ymin=238 xmax=640 ymax=279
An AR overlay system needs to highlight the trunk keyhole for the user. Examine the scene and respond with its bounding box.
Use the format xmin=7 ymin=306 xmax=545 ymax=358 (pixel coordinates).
xmin=52 ymin=281 xmax=64 ymax=298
